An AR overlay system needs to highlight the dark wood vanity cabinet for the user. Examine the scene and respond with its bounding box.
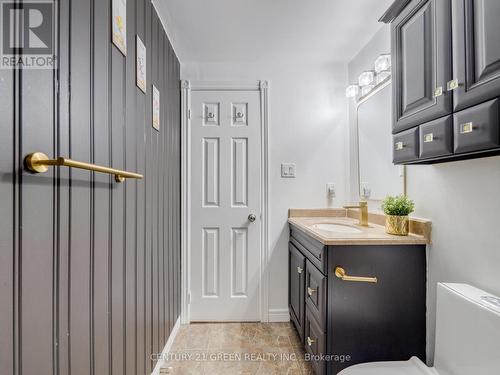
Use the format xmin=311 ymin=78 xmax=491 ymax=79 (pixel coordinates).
xmin=387 ymin=0 xmax=500 ymax=164
xmin=289 ymin=227 xmax=426 ymax=375
xmin=391 ymin=0 xmax=452 ymax=133
xmin=452 ymin=0 xmax=500 ymax=112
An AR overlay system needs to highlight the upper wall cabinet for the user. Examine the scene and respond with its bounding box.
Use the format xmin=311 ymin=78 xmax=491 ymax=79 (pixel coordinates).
xmin=391 ymin=0 xmax=452 ymax=133
xmin=452 ymin=0 xmax=500 ymax=111
xmin=384 ymin=0 xmax=500 ymax=164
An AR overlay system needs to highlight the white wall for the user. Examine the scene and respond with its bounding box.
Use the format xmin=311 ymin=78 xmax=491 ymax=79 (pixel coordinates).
xmin=182 ymin=62 xmax=349 ymax=316
xmin=348 ymin=25 xmax=500 ymax=363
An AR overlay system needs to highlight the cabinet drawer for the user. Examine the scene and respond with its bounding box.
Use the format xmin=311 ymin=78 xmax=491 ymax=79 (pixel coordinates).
xmin=304 ymin=306 xmax=326 ymax=375
xmin=454 ymin=99 xmax=500 ymax=154
xmin=290 ymin=228 xmax=327 ymax=274
xmin=305 ymin=260 xmax=327 ymax=331
xmin=419 ymin=116 xmax=453 ymax=159
xmin=289 ymin=242 xmax=305 ymax=342
xmin=393 ymin=127 xmax=419 ymax=164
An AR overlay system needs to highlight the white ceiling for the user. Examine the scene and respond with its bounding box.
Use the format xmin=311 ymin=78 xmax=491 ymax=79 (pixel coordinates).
xmin=153 ymin=0 xmax=394 ymax=64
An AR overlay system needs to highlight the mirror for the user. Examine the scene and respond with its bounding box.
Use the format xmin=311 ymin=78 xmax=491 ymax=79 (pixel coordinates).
xmin=356 ymin=81 xmax=405 ymax=201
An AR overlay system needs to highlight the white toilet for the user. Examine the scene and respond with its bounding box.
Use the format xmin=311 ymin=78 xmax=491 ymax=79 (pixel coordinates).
xmin=338 ymin=283 xmax=500 ymax=375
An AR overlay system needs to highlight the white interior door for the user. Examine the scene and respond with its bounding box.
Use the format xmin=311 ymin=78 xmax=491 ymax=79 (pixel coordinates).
xmin=190 ymin=89 xmax=262 ymax=321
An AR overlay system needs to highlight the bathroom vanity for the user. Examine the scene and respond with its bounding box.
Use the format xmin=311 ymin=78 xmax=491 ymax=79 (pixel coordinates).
xmin=288 ymin=209 xmax=431 ymax=375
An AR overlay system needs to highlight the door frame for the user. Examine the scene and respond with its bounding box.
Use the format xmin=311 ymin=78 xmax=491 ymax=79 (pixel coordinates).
xmin=180 ymin=80 xmax=270 ymax=323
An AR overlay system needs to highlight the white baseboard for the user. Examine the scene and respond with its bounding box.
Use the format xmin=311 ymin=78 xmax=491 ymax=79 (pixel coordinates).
xmin=151 ymin=317 xmax=181 ymax=375
xmin=268 ymin=308 xmax=290 ymax=322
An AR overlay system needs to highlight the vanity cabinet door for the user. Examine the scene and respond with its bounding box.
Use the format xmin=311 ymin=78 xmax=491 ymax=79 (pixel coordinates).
xmin=304 ymin=306 xmax=326 ymax=375
xmin=392 ymin=0 xmax=452 ymax=132
xmin=289 ymin=242 xmax=305 ymax=342
xmin=327 ymin=245 xmax=426 ymax=374
xmin=452 ymin=0 xmax=500 ymax=111
xmin=305 ymin=260 xmax=327 ymax=330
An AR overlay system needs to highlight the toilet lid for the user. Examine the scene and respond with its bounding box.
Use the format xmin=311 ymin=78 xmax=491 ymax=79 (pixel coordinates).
xmin=338 ymin=357 xmax=440 ymax=375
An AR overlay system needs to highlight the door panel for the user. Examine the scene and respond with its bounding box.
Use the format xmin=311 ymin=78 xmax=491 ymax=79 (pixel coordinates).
xmin=0 ymin=63 xmax=14 ymax=375
xmin=452 ymin=0 xmax=500 ymax=110
xmin=289 ymin=243 xmax=305 ymax=341
xmin=392 ymin=0 xmax=452 ymax=132
xmin=328 ymin=245 xmax=426 ymax=374
xmin=0 ymin=1 xmax=182 ymax=374
xmin=190 ymin=89 xmax=262 ymax=321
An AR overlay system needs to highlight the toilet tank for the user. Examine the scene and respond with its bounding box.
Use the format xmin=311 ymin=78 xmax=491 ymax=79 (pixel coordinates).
xmin=434 ymin=283 xmax=500 ymax=375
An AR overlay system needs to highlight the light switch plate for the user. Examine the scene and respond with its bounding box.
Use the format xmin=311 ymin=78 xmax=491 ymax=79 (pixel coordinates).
xmin=281 ymin=163 xmax=296 ymax=178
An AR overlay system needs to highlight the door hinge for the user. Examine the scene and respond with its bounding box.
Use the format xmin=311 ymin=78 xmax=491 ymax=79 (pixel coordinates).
xmin=188 ymin=109 xmax=191 ymax=120
xmin=187 ymin=292 xmax=191 ymax=304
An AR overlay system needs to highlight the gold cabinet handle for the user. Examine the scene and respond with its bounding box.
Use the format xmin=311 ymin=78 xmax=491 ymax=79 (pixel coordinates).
xmin=25 ymin=152 xmax=143 ymax=183
xmin=423 ymin=133 xmax=435 ymax=143
xmin=307 ymin=336 xmax=316 ymax=346
xmin=395 ymin=142 xmax=405 ymax=151
xmin=434 ymin=86 xmax=443 ymax=98
xmin=297 ymin=266 xmax=303 ymax=274
xmin=447 ymin=79 xmax=460 ymax=91
xmin=307 ymin=287 xmax=317 ymax=296
xmin=460 ymin=122 xmax=474 ymax=134
xmin=334 ymin=267 xmax=377 ymax=284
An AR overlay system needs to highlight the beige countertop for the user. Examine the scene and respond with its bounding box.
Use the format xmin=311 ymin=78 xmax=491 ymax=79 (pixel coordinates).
xmin=288 ymin=208 xmax=431 ymax=246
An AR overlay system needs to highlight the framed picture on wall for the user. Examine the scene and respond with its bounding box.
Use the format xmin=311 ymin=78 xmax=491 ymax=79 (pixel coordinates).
xmin=152 ymin=85 xmax=160 ymax=131
xmin=136 ymin=36 xmax=146 ymax=93
xmin=112 ymin=0 xmax=127 ymax=55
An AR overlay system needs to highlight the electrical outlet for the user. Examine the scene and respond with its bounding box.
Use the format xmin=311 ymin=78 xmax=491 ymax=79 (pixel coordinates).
xmin=281 ymin=163 xmax=296 ymax=178
xmin=326 ymin=183 xmax=336 ymax=198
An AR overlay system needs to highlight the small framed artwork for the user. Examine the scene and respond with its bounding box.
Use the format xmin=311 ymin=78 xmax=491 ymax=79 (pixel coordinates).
xmin=112 ymin=0 xmax=127 ymax=55
xmin=152 ymin=85 xmax=160 ymax=131
xmin=136 ymin=36 xmax=146 ymax=93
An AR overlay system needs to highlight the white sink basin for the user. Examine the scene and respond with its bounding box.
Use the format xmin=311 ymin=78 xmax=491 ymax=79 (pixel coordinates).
xmin=312 ymin=223 xmax=363 ymax=234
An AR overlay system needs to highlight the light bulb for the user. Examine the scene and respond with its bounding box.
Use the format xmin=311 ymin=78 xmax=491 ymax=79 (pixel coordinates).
xmin=358 ymin=71 xmax=375 ymax=87
xmin=345 ymin=85 xmax=359 ymax=98
xmin=374 ymin=54 xmax=391 ymax=73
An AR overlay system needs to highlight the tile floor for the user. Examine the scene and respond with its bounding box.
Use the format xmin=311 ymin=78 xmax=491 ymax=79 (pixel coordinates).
xmin=159 ymin=322 xmax=314 ymax=374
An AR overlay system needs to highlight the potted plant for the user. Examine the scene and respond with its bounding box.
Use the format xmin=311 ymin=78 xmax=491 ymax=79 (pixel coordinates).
xmin=381 ymin=195 xmax=415 ymax=236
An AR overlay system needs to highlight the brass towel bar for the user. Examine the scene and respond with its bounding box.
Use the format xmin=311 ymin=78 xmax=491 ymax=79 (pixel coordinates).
xmin=25 ymin=152 xmax=143 ymax=183
xmin=334 ymin=267 xmax=378 ymax=284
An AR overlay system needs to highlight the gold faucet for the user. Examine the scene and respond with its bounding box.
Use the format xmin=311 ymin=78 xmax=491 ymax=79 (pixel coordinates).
xmin=343 ymin=201 xmax=369 ymax=227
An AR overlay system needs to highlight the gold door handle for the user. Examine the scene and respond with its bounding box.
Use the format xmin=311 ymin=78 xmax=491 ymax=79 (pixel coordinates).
xmin=334 ymin=267 xmax=377 ymax=283
xmin=25 ymin=152 xmax=143 ymax=183
xmin=307 ymin=287 xmax=317 ymax=296
xmin=297 ymin=267 xmax=303 ymax=274
xmin=307 ymin=336 xmax=316 ymax=346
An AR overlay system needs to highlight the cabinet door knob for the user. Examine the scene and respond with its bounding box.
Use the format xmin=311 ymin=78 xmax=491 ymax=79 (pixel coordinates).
xmin=297 ymin=266 xmax=303 ymax=274
xmin=307 ymin=287 xmax=317 ymax=296
xmin=334 ymin=267 xmax=377 ymax=283
xmin=447 ymin=79 xmax=460 ymax=91
xmin=248 ymin=214 xmax=257 ymax=222
xmin=307 ymin=336 xmax=316 ymax=346
xmin=434 ymin=86 xmax=443 ymax=98
xmin=395 ymin=142 xmax=405 ymax=151
xmin=460 ymin=122 xmax=474 ymax=134
xmin=423 ymin=133 xmax=435 ymax=143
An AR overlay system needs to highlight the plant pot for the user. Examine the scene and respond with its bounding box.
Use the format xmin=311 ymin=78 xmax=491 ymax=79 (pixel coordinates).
xmin=385 ymin=215 xmax=409 ymax=236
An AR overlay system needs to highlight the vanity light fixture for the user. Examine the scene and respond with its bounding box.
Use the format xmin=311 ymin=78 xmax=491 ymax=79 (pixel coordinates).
xmin=346 ymin=53 xmax=391 ymax=101
xmin=358 ymin=70 xmax=375 ymax=87
xmin=374 ymin=54 xmax=391 ymax=73
xmin=345 ymin=84 xmax=360 ymax=98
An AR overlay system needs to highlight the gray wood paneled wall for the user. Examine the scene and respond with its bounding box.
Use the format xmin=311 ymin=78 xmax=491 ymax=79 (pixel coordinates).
xmin=0 ymin=1 xmax=181 ymax=374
